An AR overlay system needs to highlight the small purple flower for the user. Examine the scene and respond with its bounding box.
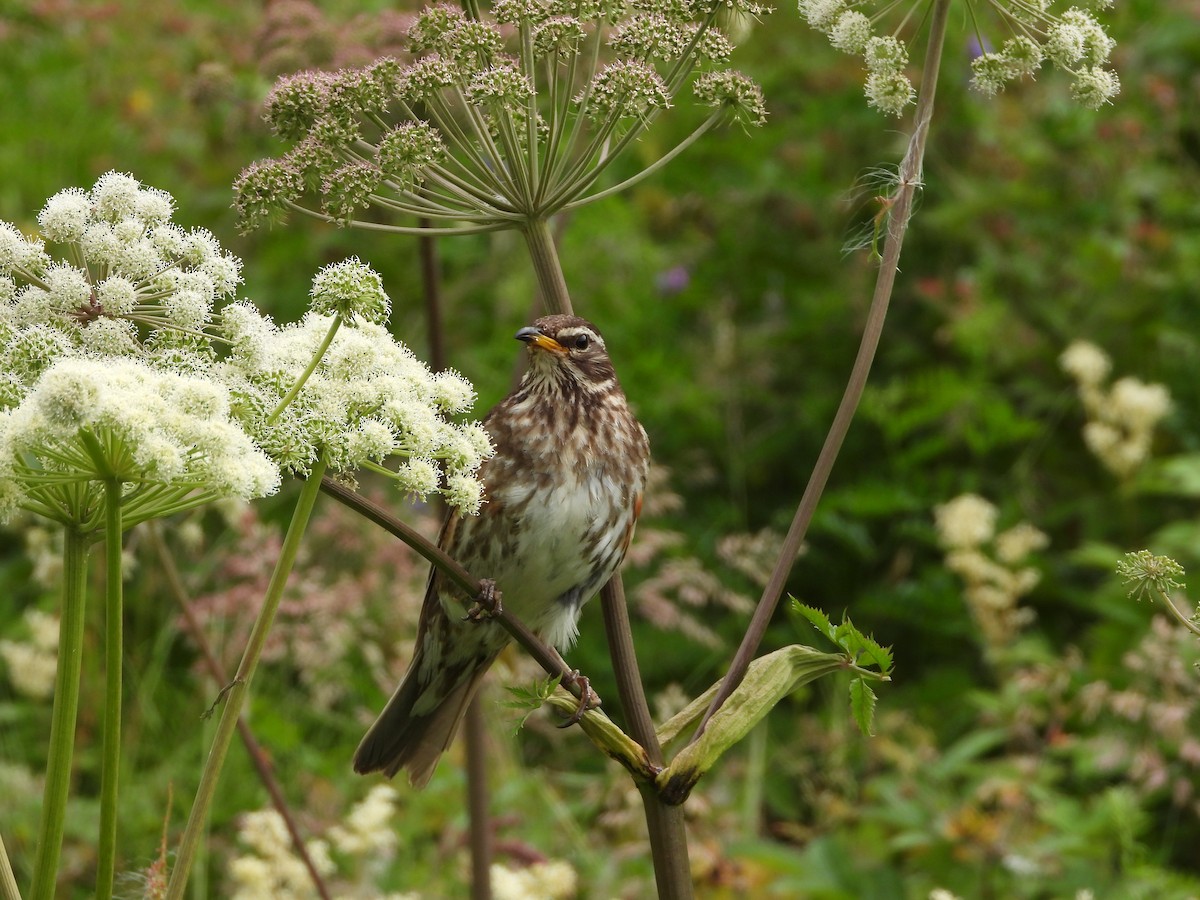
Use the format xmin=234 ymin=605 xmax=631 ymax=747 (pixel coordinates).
xmin=656 ymin=265 xmax=690 ymax=295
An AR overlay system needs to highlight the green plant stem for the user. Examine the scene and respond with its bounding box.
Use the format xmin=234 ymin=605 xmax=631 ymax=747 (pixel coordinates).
xmin=268 ymin=315 xmax=343 ymax=423
xmin=96 ymin=480 xmax=123 ymax=900
xmin=165 ymin=459 xmax=328 ymax=899
xmin=1157 ymin=588 xmax=1200 ymax=638
xmin=690 ymin=0 xmax=953 ymax=743
xmin=30 ymin=527 xmax=89 ymax=900
xmin=0 ymin=832 xmax=20 ymax=900
xmin=638 ymin=785 xmax=692 ymax=900
xmin=521 ymin=217 xmax=572 ymax=314
xmin=465 ymin=700 xmax=493 ymax=900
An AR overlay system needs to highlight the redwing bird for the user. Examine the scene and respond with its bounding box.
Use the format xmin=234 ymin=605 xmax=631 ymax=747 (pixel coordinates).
xmin=354 ymin=314 xmax=650 ymax=786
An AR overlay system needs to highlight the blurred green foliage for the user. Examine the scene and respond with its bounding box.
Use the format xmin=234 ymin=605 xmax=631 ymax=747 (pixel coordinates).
xmin=2 ymin=0 xmax=1200 ymax=896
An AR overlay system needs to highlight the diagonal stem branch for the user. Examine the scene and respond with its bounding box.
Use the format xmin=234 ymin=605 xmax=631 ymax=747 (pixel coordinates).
xmin=0 ymin=832 xmax=16 ymax=900
xmin=166 ymin=458 xmax=328 ymax=899
xmin=690 ymin=0 xmax=953 ymax=742
xmin=146 ymin=524 xmax=334 ymax=900
xmin=318 ymin=479 xmax=592 ymax=705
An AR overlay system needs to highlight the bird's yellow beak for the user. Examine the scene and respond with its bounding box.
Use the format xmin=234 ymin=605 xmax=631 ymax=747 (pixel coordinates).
xmin=515 ymin=326 xmax=566 ymax=354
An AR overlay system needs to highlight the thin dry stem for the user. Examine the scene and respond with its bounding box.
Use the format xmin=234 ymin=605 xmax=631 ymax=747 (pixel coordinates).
xmin=691 ymin=0 xmax=953 ymax=741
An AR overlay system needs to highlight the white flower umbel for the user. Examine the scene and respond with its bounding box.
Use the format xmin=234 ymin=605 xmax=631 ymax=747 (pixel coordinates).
xmin=3 ymin=175 xmax=259 ymax=900
xmin=0 ymin=356 xmax=279 ymax=529
xmin=219 ymin=261 xmax=491 ymax=513
xmin=3 ymin=172 xmax=242 ymax=360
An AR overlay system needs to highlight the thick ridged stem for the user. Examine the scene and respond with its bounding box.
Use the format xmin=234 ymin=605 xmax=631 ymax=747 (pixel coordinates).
xmin=29 ymin=528 xmax=89 ymax=900
xmin=602 ymin=579 xmax=693 ymax=899
xmin=95 ymin=479 xmax=123 ymax=900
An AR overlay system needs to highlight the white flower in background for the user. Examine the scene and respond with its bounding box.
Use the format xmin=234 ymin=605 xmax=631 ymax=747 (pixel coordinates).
xmin=0 ymin=608 xmax=59 ymax=699
xmin=935 ymin=495 xmax=1047 ymax=656
xmin=328 ymin=784 xmax=399 ymax=857
xmin=994 ymin=522 xmax=1050 ymax=565
xmin=933 ymin=494 xmax=997 ymax=550
xmin=491 ymin=860 xmax=579 ymax=900
xmin=228 ymin=809 xmax=333 ymax=900
xmin=1060 ymin=341 xmax=1171 ymax=479
xmin=1059 ymin=340 xmax=1111 ymax=387
xmin=229 ymin=787 xmax=411 ymax=898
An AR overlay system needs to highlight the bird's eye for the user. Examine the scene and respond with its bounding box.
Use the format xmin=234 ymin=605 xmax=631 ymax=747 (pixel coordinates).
xmin=573 ymin=334 xmax=590 ymax=350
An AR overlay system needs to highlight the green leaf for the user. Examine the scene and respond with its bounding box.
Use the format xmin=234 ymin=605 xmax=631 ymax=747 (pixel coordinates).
xmin=795 ymin=604 xmax=893 ymax=675
xmin=791 ymin=599 xmax=837 ymax=643
xmin=850 ymin=629 xmax=894 ymax=674
xmin=501 ymin=674 xmax=561 ymax=734
xmin=849 ymin=676 xmax=877 ymax=736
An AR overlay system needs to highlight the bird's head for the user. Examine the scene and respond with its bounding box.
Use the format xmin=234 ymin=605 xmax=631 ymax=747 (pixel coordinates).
xmin=515 ymin=314 xmax=616 ymax=388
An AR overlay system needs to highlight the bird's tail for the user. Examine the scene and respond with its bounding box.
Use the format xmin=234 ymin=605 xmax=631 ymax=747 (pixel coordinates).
xmin=353 ymin=646 xmax=493 ymax=786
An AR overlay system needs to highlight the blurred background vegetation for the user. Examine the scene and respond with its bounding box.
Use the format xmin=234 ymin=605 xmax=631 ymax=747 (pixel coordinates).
xmin=2 ymin=0 xmax=1199 ymax=896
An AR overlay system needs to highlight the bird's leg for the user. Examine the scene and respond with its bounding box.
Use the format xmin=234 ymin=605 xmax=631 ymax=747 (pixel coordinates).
xmin=556 ymin=669 xmax=601 ymax=728
xmin=463 ymin=578 xmax=503 ymax=622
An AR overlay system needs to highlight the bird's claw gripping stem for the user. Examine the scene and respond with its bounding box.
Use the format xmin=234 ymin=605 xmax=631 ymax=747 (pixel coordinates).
xmin=463 ymin=578 xmax=503 ymax=622
xmin=557 ymin=670 xmax=601 ymax=728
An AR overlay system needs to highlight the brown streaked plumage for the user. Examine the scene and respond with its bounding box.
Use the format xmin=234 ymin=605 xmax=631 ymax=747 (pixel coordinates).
xmin=354 ymin=314 xmax=650 ymax=786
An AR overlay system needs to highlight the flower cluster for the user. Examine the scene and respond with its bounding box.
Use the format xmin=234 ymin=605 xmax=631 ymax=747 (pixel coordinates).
xmin=1077 ymin=615 xmax=1200 ymax=819
xmin=217 ymin=263 xmax=491 ymax=511
xmin=2 ymin=172 xmax=240 ymax=368
xmin=1060 ymin=340 xmax=1171 ymax=479
xmin=491 ymin=860 xmax=579 ymax=900
xmin=236 ymin=0 xmax=768 ymax=230
xmin=0 ymin=608 xmax=59 ymax=699
xmin=227 ymin=808 xmax=335 ymax=899
xmin=0 ymin=174 xmax=278 ymax=529
xmin=0 ymin=179 xmax=490 ymax=531
xmin=227 ymin=788 xmax=419 ymax=899
xmin=934 ymin=493 xmax=1048 ymax=656
xmin=800 ymin=0 xmax=1119 ymax=116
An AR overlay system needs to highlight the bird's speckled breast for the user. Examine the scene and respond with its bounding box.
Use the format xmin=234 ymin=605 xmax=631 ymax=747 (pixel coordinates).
xmin=447 ymin=386 xmax=648 ymax=649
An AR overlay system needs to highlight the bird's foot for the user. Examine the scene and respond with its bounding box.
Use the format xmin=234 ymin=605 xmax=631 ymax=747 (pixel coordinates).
xmin=463 ymin=578 xmax=503 ymax=622
xmin=557 ymin=670 xmax=601 ymax=728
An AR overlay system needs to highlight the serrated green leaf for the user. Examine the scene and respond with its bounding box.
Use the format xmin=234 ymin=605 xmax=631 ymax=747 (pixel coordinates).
xmin=849 ymin=676 xmax=877 ymax=736
xmin=790 ymin=599 xmax=837 ymax=643
xmin=501 ymin=674 xmax=561 ymax=709
xmin=501 ymin=675 xmax=561 ymax=734
xmin=855 ymin=632 xmax=894 ymax=674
